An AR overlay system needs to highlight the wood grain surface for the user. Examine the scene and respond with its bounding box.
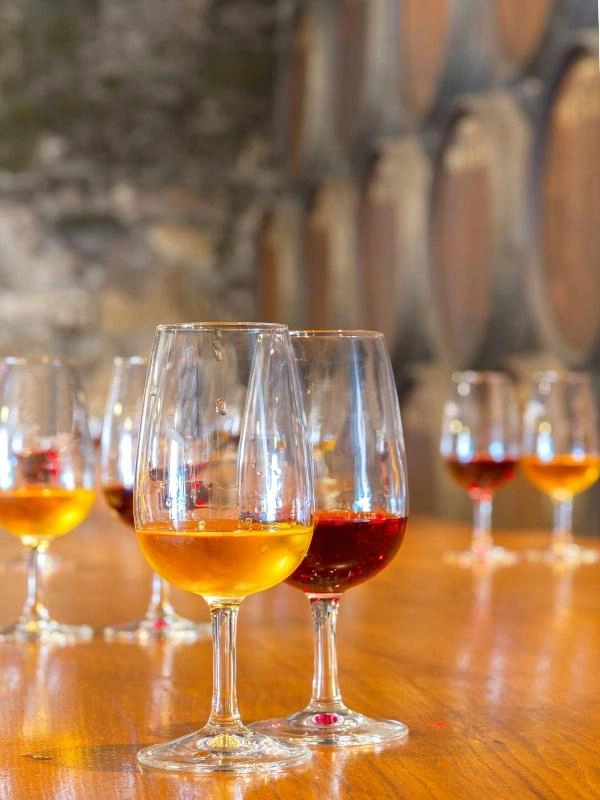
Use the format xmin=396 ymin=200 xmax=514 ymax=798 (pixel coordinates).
xmin=0 ymin=499 xmax=599 ymax=799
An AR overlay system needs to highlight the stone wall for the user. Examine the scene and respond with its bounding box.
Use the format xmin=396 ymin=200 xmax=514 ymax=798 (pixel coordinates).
xmin=0 ymin=0 xmax=277 ymax=414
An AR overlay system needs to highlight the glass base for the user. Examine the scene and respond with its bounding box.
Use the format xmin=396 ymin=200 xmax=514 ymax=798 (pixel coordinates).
xmin=251 ymin=707 xmax=409 ymax=747
xmin=443 ymin=545 xmax=518 ymax=568
xmin=104 ymin=613 xmax=210 ymax=643
xmin=0 ymin=618 xmax=94 ymax=644
xmin=524 ymin=543 xmax=600 ymax=566
xmin=138 ymin=726 xmax=312 ymax=774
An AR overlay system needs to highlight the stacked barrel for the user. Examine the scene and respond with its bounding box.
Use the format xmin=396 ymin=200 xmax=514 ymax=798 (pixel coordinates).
xmin=255 ymin=0 xmax=599 ymax=371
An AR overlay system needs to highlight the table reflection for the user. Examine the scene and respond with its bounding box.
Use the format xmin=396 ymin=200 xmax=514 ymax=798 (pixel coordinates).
xmin=141 ymin=769 xmax=280 ymax=800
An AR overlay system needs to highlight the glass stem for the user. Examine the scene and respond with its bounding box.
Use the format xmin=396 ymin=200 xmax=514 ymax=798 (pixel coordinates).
xmin=20 ymin=543 xmax=50 ymax=625
xmin=552 ymin=497 xmax=574 ymax=555
xmin=206 ymin=602 xmax=244 ymax=733
xmin=471 ymin=494 xmax=493 ymax=557
xmin=146 ymin=572 xmax=175 ymax=620
xmin=308 ymin=596 xmax=345 ymax=711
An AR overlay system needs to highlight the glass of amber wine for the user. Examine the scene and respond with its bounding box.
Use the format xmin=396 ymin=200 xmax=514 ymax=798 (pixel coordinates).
xmin=252 ymin=330 xmax=409 ymax=746
xmin=522 ymin=371 xmax=599 ymax=564
xmin=0 ymin=357 xmax=96 ymax=642
xmin=101 ymin=356 xmax=210 ymax=642
xmin=440 ymin=372 xmax=520 ymax=566
xmin=134 ymin=323 xmax=314 ymax=773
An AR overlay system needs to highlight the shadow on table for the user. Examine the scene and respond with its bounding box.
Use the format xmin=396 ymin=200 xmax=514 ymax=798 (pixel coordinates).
xmin=146 ymin=722 xmax=204 ymax=739
xmin=22 ymin=743 xmax=140 ymax=773
xmin=22 ymin=743 xmax=309 ymax=799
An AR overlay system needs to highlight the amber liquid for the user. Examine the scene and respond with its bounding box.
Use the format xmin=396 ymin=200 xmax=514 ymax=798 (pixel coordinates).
xmin=0 ymin=485 xmax=96 ymax=543
xmin=103 ymin=483 xmax=134 ymax=527
xmin=445 ymin=456 xmax=518 ymax=496
xmin=521 ymin=455 xmax=600 ymax=499
xmin=285 ymin=510 xmax=407 ymax=594
xmin=136 ymin=519 xmax=313 ymax=599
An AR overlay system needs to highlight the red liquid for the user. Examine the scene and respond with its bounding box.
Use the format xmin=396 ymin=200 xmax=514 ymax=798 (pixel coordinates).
xmin=103 ymin=483 xmax=134 ymax=527
xmin=445 ymin=456 xmax=518 ymax=496
xmin=286 ymin=510 xmax=407 ymax=594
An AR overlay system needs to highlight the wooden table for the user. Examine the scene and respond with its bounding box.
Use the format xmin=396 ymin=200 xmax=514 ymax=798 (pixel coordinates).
xmin=0 ymin=501 xmax=599 ymax=799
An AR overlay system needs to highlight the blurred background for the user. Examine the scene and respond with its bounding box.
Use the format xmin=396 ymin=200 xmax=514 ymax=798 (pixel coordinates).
xmin=0 ymin=0 xmax=598 ymax=532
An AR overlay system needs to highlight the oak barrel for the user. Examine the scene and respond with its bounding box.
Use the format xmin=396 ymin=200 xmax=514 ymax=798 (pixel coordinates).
xmin=428 ymin=91 xmax=535 ymax=368
xmin=302 ymin=177 xmax=364 ymax=329
xmin=530 ymin=34 xmax=600 ymax=367
xmin=329 ymin=0 xmax=395 ymax=154
xmin=274 ymin=1 xmax=333 ymax=178
xmin=492 ymin=0 xmax=554 ymax=80
xmin=357 ymin=137 xmax=431 ymax=364
xmin=506 ymin=0 xmax=599 ymax=79
xmin=255 ymin=197 xmax=305 ymax=328
xmin=392 ymin=0 xmax=493 ymax=125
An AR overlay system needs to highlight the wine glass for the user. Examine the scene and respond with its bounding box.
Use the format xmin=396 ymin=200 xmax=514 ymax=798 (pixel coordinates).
xmin=522 ymin=371 xmax=600 ymax=564
xmin=134 ymin=322 xmax=314 ymax=773
xmin=101 ymin=356 xmax=210 ymax=642
xmin=440 ymin=371 xmax=520 ymax=566
xmin=252 ymin=330 xmax=409 ymax=746
xmin=0 ymin=357 xmax=96 ymax=643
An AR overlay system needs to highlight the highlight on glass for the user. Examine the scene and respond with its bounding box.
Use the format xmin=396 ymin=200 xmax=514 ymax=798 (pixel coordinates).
xmin=101 ymin=356 xmax=210 ymax=642
xmin=440 ymin=371 xmax=520 ymax=566
xmin=0 ymin=357 xmax=96 ymax=643
xmin=134 ymin=322 xmax=314 ymax=773
xmin=522 ymin=371 xmax=600 ymax=564
xmin=251 ymin=329 xmax=409 ymax=746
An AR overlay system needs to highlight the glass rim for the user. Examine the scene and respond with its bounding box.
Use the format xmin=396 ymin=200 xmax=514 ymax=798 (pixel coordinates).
xmin=155 ymin=321 xmax=288 ymax=333
xmin=291 ymin=328 xmax=384 ymax=339
xmin=451 ymin=370 xmax=512 ymax=383
xmin=531 ymin=369 xmax=591 ymax=384
xmin=0 ymin=355 xmax=75 ymax=368
xmin=113 ymin=355 xmax=149 ymax=366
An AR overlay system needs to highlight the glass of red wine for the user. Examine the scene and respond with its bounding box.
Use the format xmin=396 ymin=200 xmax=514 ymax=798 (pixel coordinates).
xmin=251 ymin=330 xmax=409 ymax=746
xmin=101 ymin=356 xmax=210 ymax=642
xmin=440 ymin=371 xmax=520 ymax=566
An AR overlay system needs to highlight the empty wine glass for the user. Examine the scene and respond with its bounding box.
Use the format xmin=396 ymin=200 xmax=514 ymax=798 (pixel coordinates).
xmin=252 ymin=329 xmax=409 ymax=746
xmin=134 ymin=322 xmax=314 ymax=773
xmin=101 ymin=356 xmax=210 ymax=642
xmin=0 ymin=357 xmax=96 ymax=643
xmin=522 ymin=371 xmax=599 ymax=564
xmin=440 ymin=371 xmax=520 ymax=566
